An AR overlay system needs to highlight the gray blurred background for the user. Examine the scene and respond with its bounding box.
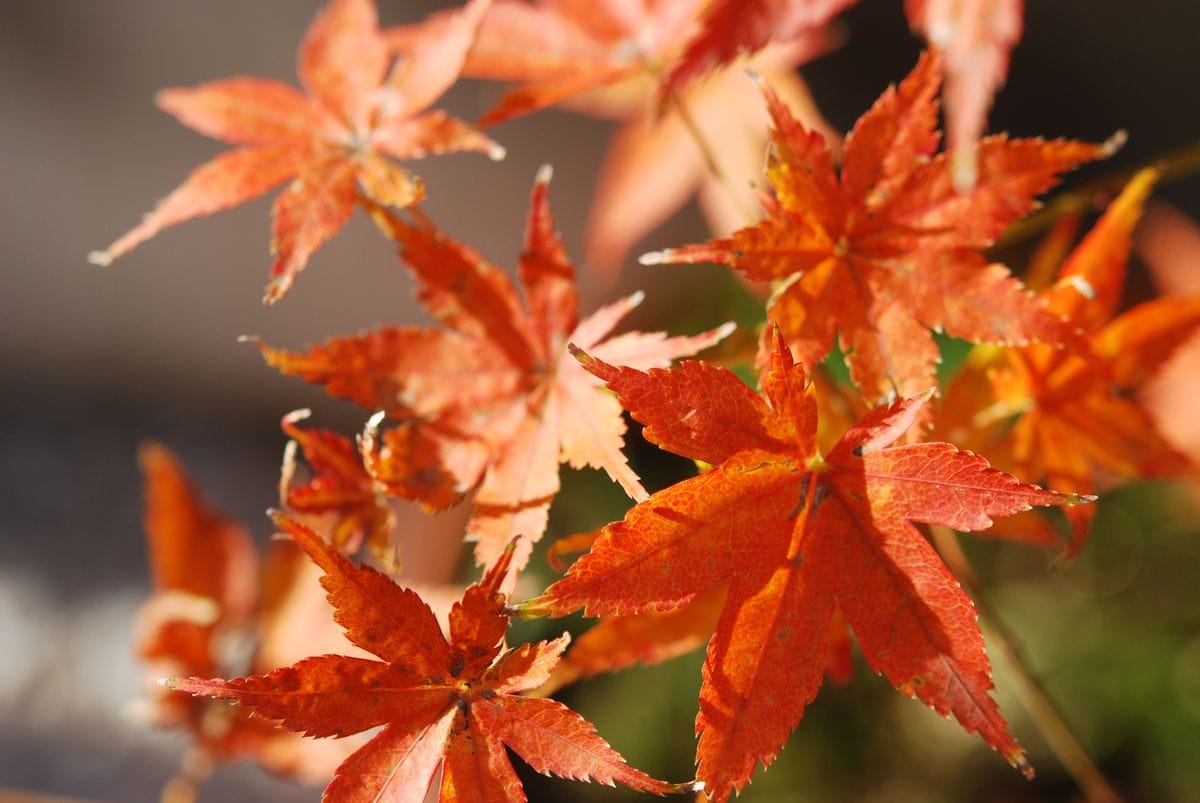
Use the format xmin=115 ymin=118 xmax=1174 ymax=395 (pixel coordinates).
xmin=3 ymin=1 xmax=1200 ymax=801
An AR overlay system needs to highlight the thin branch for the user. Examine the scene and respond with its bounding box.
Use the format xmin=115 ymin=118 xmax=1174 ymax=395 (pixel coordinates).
xmin=929 ymin=525 xmax=1124 ymax=803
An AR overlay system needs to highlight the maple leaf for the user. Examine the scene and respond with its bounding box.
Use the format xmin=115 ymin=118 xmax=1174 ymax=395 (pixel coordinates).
xmin=90 ymin=0 xmax=502 ymax=303
xmin=277 ymin=409 xmax=397 ymax=569
xmin=391 ymin=0 xmax=837 ymax=274
xmin=169 ymin=514 xmax=696 ymax=801
xmin=935 ymin=167 xmax=1200 ymax=556
xmin=643 ymin=51 xmax=1116 ymax=407
xmin=440 ymin=0 xmax=708 ymax=125
xmin=254 ymin=168 xmax=731 ymax=579
xmin=135 ymin=444 xmax=354 ymax=797
xmin=137 ymin=442 xmax=258 ymax=684
xmin=518 ymin=331 xmax=1090 ymax=801
xmin=663 ymin=0 xmax=1019 ymax=191
xmin=585 ymin=48 xmax=836 ymax=276
xmin=537 ymin=584 xmax=727 ymax=698
xmin=1138 ymin=198 xmax=1200 ymax=464
xmin=906 ymin=0 xmax=1023 ymax=191
xmin=661 ymin=0 xmax=853 ymax=98
xmin=537 ymin=549 xmax=856 ymax=697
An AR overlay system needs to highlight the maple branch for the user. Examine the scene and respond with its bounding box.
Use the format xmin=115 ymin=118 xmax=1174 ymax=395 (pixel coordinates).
xmin=929 ymin=526 xmax=1124 ymax=803
xmin=665 ymin=89 xmax=759 ymax=227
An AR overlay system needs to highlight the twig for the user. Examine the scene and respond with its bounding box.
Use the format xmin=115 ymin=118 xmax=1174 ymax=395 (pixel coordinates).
xmin=929 ymin=525 xmax=1124 ymax=803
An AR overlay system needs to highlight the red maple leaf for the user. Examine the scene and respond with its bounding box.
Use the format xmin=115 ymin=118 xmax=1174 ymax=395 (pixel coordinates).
xmin=278 ymin=409 xmax=397 ymax=569
xmin=643 ymin=51 xmax=1115 ymax=406
xmin=169 ymin=515 xmax=696 ymax=801
xmin=536 ymin=552 xmax=856 ymax=697
xmin=90 ymin=0 xmax=501 ymax=303
xmin=537 ymin=583 xmax=728 ymax=698
xmin=518 ymin=331 xmax=1090 ymax=801
xmin=254 ymin=168 xmax=730 ymax=579
xmin=390 ymin=0 xmax=837 ymax=275
xmin=935 ymin=167 xmax=1200 ymax=556
xmin=135 ymin=444 xmax=354 ymax=797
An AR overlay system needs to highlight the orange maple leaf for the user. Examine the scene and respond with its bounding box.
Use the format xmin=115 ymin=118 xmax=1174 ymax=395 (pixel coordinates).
xmin=644 ymin=51 xmax=1115 ymax=407
xmin=661 ymin=0 xmax=853 ymax=97
xmin=391 ymin=0 xmax=837 ymax=275
xmin=277 ymin=409 xmax=397 ymax=569
xmin=936 ymin=167 xmax=1200 ymax=556
xmin=906 ymin=0 xmax=1023 ymax=190
xmin=518 ymin=332 xmax=1090 ymax=801
xmin=90 ymin=0 xmax=502 ymax=303
xmin=170 ymin=516 xmax=696 ymax=801
xmin=135 ymin=444 xmax=354 ymax=798
xmin=664 ymin=0 xmax=1022 ymax=190
xmin=446 ymin=0 xmax=707 ymax=124
xmin=254 ymin=168 xmax=731 ymax=580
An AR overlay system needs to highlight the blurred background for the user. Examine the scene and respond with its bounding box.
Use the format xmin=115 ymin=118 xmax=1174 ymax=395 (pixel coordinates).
xmin=2 ymin=1 xmax=1200 ymax=801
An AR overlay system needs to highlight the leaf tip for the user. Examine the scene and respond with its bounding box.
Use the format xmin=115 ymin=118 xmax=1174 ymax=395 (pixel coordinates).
xmin=628 ymin=289 xmax=646 ymax=307
xmin=281 ymin=407 xmax=313 ymax=426
xmin=1100 ymin=129 xmax=1128 ymax=158
xmin=158 ymin=676 xmax=179 ymax=689
xmin=567 ymin=343 xmax=604 ymax=376
xmin=488 ymin=141 xmax=507 ymax=161
xmin=535 ymin=163 xmax=554 ymax=186
xmin=87 ymin=249 xmax=113 ymax=267
xmin=1012 ymin=751 xmax=1035 ymax=780
xmin=1066 ymin=493 xmax=1099 ymax=506
xmin=639 ymin=250 xmax=669 ymax=266
xmin=713 ymin=321 xmax=737 ymax=342
xmin=365 ymin=409 xmax=387 ymax=430
xmin=263 ymin=275 xmax=291 ymax=306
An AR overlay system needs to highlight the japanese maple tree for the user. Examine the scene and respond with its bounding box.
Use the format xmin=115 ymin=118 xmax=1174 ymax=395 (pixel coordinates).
xmin=94 ymin=0 xmax=1196 ymax=800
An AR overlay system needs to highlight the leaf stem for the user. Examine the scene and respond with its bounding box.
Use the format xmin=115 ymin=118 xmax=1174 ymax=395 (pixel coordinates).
xmin=929 ymin=525 xmax=1124 ymax=803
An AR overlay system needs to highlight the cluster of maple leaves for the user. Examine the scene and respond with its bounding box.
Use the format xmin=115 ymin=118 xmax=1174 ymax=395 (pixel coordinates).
xmin=107 ymin=0 xmax=1200 ymax=800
